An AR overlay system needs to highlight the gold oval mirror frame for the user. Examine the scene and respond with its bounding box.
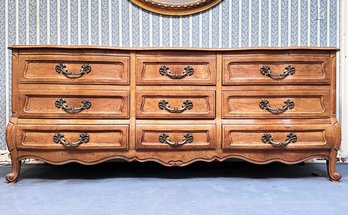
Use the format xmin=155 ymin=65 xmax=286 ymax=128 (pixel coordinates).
xmin=130 ymin=0 xmax=222 ymax=16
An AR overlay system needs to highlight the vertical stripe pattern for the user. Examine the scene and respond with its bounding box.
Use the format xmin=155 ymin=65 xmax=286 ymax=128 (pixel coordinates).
xmin=280 ymin=0 xmax=289 ymax=46
xmin=70 ymin=0 xmax=78 ymax=45
xmin=271 ymin=0 xmax=279 ymax=46
xmin=261 ymin=0 xmax=269 ymax=46
xmin=290 ymin=0 xmax=298 ymax=46
xmin=0 ymin=0 xmax=341 ymax=150
xmin=60 ymin=0 xmax=68 ymax=45
xmin=250 ymin=0 xmax=259 ymax=46
xmin=0 ymin=0 xmax=6 ymax=148
xmin=111 ymin=0 xmax=119 ymax=46
xmin=300 ymin=0 xmax=309 ymax=46
xmin=141 ymin=11 xmax=150 ymax=47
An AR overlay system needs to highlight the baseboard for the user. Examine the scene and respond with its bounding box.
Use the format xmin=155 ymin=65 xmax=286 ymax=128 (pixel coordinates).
xmin=0 ymin=150 xmax=11 ymax=164
xmin=0 ymin=150 xmax=44 ymax=165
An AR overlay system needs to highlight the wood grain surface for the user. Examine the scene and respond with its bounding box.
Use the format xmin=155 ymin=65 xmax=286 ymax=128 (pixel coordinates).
xmin=5 ymin=46 xmax=342 ymax=182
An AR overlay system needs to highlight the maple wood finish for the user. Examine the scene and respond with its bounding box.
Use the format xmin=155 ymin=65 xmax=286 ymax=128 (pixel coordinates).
xmin=222 ymin=90 xmax=330 ymax=118
xmin=222 ymin=51 xmax=331 ymax=85
xmin=136 ymin=124 xmax=216 ymax=150
xmin=136 ymin=91 xmax=215 ymax=119
xmin=15 ymin=124 xmax=129 ymax=150
xmin=6 ymin=46 xmax=341 ymax=182
xmin=19 ymin=53 xmax=129 ymax=84
xmin=19 ymin=90 xmax=129 ymax=118
xmin=136 ymin=53 xmax=216 ymax=85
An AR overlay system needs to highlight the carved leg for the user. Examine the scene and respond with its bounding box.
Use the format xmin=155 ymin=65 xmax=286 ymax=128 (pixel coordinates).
xmin=5 ymin=118 xmax=21 ymax=183
xmin=326 ymin=119 xmax=342 ymax=181
xmin=6 ymin=159 xmax=21 ymax=183
xmin=326 ymin=151 xmax=341 ymax=182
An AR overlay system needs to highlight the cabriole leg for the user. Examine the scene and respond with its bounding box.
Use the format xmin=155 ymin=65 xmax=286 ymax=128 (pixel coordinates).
xmin=326 ymin=151 xmax=341 ymax=182
xmin=6 ymin=159 xmax=21 ymax=183
xmin=5 ymin=119 xmax=21 ymax=183
xmin=326 ymin=120 xmax=342 ymax=182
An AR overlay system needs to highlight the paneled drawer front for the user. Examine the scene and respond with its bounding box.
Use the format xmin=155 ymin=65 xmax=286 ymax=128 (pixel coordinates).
xmin=222 ymin=90 xmax=329 ymax=118
xmin=19 ymin=54 xmax=129 ymax=84
xmin=136 ymin=54 xmax=216 ymax=85
xmin=15 ymin=124 xmax=129 ymax=150
xmin=136 ymin=124 xmax=216 ymax=150
xmin=136 ymin=91 xmax=215 ymax=119
xmin=223 ymin=124 xmax=332 ymax=150
xmin=223 ymin=54 xmax=331 ymax=85
xmin=18 ymin=90 xmax=129 ymax=118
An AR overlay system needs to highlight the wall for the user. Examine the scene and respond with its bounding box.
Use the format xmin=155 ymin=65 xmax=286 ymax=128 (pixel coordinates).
xmin=0 ymin=0 xmax=340 ymax=152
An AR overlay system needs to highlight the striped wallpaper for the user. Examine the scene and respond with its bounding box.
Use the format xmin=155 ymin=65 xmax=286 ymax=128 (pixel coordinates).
xmin=0 ymin=0 xmax=340 ymax=150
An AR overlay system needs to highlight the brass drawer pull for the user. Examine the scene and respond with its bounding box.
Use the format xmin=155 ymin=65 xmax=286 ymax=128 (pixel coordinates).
xmin=159 ymin=133 xmax=194 ymax=146
xmin=158 ymin=100 xmax=193 ymax=113
xmin=55 ymin=98 xmax=92 ymax=114
xmin=53 ymin=132 xmax=90 ymax=147
xmin=260 ymin=65 xmax=295 ymax=80
xmin=159 ymin=65 xmax=194 ymax=79
xmin=259 ymin=99 xmax=294 ymax=114
xmin=261 ymin=132 xmax=297 ymax=147
xmin=55 ymin=63 xmax=91 ymax=78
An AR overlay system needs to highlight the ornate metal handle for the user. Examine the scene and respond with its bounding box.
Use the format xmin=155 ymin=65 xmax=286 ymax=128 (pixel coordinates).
xmin=261 ymin=132 xmax=297 ymax=147
xmin=159 ymin=65 xmax=194 ymax=79
xmin=55 ymin=63 xmax=91 ymax=78
xmin=259 ymin=99 xmax=294 ymax=114
xmin=159 ymin=133 xmax=194 ymax=146
xmin=53 ymin=132 xmax=90 ymax=147
xmin=158 ymin=100 xmax=193 ymax=113
xmin=260 ymin=65 xmax=295 ymax=80
xmin=55 ymin=98 xmax=92 ymax=114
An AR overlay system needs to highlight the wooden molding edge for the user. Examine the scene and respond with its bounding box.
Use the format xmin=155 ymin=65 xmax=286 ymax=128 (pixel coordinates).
xmin=14 ymin=154 xmax=337 ymax=167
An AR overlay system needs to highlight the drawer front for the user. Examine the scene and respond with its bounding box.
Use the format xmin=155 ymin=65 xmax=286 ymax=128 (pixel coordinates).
xmin=222 ymin=90 xmax=329 ymax=118
xmin=19 ymin=54 xmax=129 ymax=84
xmin=136 ymin=54 xmax=216 ymax=85
xmin=136 ymin=91 xmax=215 ymax=119
xmin=136 ymin=124 xmax=216 ymax=150
xmin=223 ymin=54 xmax=331 ymax=85
xmin=18 ymin=90 xmax=129 ymax=118
xmin=15 ymin=124 xmax=129 ymax=150
xmin=223 ymin=124 xmax=332 ymax=150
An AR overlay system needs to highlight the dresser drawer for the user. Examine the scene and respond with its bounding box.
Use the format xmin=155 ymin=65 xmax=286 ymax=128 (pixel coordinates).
xmin=223 ymin=124 xmax=332 ymax=150
xmin=136 ymin=91 xmax=215 ymax=119
xmin=15 ymin=124 xmax=129 ymax=150
xmin=222 ymin=90 xmax=329 ymax=118
xmin=18 ymin=90 xmax=129 ymax=118
xmin=223 ymin=54 xmax=331 ymax=85
xmin=136 ymin=124 xmax=216 ymax=150
xmin=136 ymin=54 xmax=216 ymax=85
xmin=18 ymin=54 xmax=129 ymax=84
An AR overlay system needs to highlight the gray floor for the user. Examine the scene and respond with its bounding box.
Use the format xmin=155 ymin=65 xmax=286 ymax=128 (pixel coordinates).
xmin=0 ymin=161 xmax=347 ymax=215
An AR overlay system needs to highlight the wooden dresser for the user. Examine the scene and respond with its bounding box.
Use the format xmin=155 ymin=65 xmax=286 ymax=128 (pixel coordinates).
xmin=6 ymin=46 xmax=341 ymax=182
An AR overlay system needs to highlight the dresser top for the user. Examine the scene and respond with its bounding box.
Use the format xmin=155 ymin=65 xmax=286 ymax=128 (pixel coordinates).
xmin=8 ymin=45 xmax=339 ymax=52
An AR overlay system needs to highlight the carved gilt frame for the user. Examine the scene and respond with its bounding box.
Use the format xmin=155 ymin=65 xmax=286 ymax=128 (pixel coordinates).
xmin=130 ymin=0 xmax=221 ymax=16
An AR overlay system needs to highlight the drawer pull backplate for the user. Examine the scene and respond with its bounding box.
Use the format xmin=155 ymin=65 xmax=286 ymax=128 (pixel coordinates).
xmin=158 ymin=100 xmax=193 ymax=113
xmin=159 ymin=133 xmax=194 ymax=146
xmin=55 ymin=98 xmax=92 ymax=114
xmin=259 ymin=99 xmax=294 ymax=114
xmin=261 ymin=132 xmax=297 ymax=147
xmin=159 ymin=65 xmax=194 ymax=79
xmin=55 ymin=63 xmax=91 ymax=78
xmin=53 ymin=132 xmax=90 ymax=147
xmin=260 ymin=65 xmax=295 ymax=80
